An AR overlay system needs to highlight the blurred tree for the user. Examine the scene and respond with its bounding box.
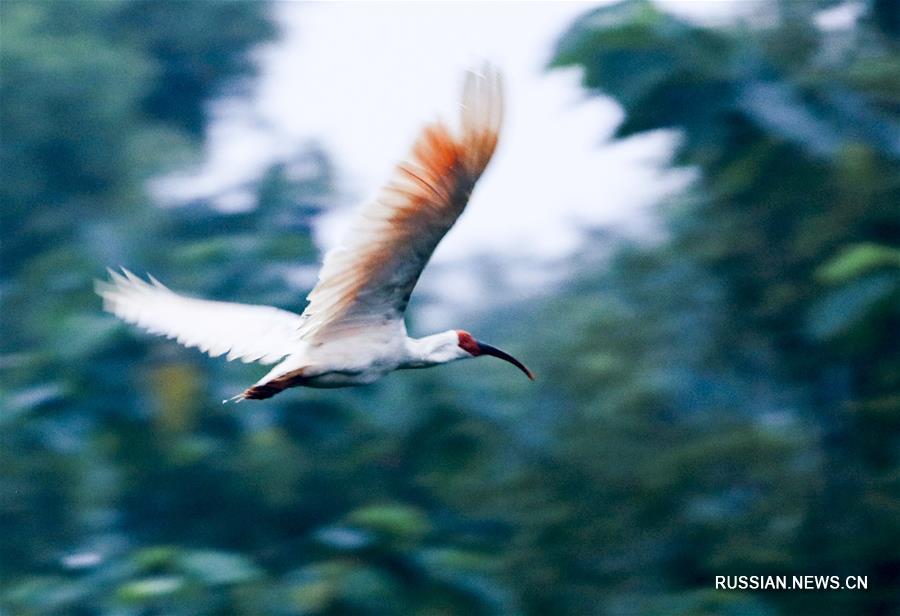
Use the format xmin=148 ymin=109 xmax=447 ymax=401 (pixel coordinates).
xmin=0 ymin=0 xmax=276 ymax=271
xmin=536 ymin=0 xmax=900 ymax=612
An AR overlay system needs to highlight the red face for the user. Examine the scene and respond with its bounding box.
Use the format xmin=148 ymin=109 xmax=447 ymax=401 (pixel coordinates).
xmin=457 ymin=330 xmax=482 ymax=356
xmin=455 ymin=330 xmax=535 ymax=380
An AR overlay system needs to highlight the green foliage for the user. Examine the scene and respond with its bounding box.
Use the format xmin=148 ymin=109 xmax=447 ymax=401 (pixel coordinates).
xmin=816 ymin=242 xmax=900 ymax=284
xmin=546 ymin=0 xmax=900 ymax=612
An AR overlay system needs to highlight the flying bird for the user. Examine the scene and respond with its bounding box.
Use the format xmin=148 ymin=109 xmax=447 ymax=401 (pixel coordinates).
xmin=97 ymin=65 xmax=533 ymax=402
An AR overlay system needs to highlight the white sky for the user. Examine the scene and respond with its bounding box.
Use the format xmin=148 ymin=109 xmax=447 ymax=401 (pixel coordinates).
xmin=153 ymin=1 xmax=702 ymax=266
xmin=147 ymin=1 xmax=856 ymax=325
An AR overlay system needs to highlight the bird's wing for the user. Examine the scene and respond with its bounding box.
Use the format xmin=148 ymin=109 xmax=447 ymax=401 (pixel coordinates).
xmin=298 ymin=65 xmax=503 ymax=343
xmin=97 ymin=269 xmax=303 ymax=364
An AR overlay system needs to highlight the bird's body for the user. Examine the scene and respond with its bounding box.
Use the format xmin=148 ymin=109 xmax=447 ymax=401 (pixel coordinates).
xmin=97 ymin=65 xmax=533 ymax=401
xmin=247 ymin=328 xmax=468 ymax=396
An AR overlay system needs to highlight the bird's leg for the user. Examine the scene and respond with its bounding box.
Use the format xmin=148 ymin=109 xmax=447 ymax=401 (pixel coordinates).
xmin=238 ymin=367 xmax=308 ymax=401
xmin=239 ymin=382 xmax=284 ymax=400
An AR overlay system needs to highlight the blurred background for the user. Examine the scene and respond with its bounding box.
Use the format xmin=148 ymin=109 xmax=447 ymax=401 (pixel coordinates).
xmin=1 ymin=0 xmax=898 ymax=614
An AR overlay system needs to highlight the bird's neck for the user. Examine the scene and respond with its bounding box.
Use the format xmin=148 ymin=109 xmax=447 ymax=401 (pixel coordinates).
xmin=401 ymin=330 xmax=468 ymax=369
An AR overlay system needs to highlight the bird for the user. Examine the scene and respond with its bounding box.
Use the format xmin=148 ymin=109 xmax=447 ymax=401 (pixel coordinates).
xmin=96 ymin=64 xmax=534 ymax=402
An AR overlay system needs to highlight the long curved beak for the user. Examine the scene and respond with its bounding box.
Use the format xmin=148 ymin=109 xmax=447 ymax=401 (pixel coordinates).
xmin=476 ymin=341 xmax=535 ymax=381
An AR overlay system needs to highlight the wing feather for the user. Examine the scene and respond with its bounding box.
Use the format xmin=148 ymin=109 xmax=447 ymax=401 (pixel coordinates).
xmin=97 ymin=269 xmax=302 ymax=364
xmin=299 ymin=65 xmax=503 ymax=342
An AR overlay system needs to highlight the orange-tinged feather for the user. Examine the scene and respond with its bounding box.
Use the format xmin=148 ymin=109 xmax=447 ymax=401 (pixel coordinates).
xmin=299 ymin=66 xmax=503 ymax=342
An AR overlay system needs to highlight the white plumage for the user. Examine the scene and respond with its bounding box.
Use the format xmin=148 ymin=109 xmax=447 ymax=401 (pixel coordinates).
xmin=97 ymin=65 xmax=533 ymax=401
xmin=96 ymin=269 xmax=302 ymax=365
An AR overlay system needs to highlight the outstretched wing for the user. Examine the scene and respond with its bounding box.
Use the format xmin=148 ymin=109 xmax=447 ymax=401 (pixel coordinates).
xmin=97 ymin=269 xmax=302 ymax=364
xmin=298 ymin=65 xmax=503 ymax=343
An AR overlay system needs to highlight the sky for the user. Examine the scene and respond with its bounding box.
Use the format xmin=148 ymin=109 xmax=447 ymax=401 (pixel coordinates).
xmin=150 ymin=1 xmax=767 ymax=320
xmin=153 ymin=2 xmax=699 ymax=259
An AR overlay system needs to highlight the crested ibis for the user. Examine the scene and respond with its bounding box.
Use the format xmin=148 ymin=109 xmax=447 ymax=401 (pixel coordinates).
xmin=96 ymin=65 xmax=534 ymax=401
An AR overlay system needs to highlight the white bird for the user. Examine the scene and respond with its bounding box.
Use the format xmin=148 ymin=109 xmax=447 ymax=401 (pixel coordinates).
xmin=96 ymin=65 xmax=533 ymax=402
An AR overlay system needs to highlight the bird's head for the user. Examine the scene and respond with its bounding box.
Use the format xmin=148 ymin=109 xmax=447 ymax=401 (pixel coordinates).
xmin=455 ymin=330 xmax=535 ymax=380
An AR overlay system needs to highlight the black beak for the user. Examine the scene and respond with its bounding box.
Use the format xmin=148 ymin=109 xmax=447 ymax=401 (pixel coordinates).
xmin=476 ymin=341 xmax=535 ymax=381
